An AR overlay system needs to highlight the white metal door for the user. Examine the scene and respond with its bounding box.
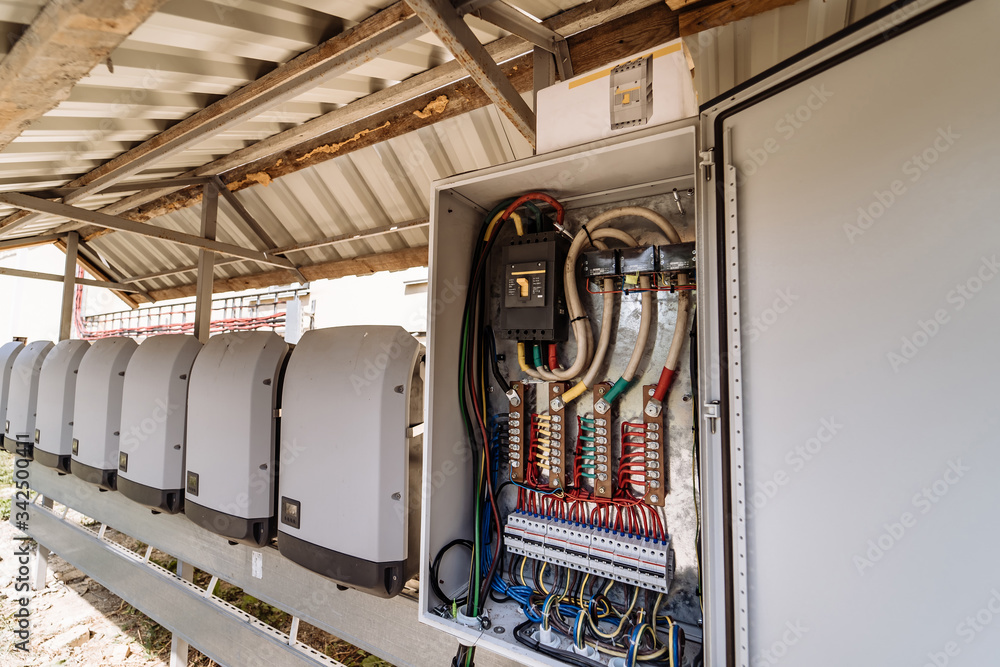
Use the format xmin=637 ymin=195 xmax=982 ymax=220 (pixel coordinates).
xmin=699 ymin=0 xmax=1000 ymax=664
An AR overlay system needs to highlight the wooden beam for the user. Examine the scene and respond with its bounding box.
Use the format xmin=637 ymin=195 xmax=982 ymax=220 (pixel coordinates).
xmin=33 ymin=0 xmax=662 ymax=236
xmin=0 ymin=0 xmax=169 ymax=152
xmin=104 ymin=3 xmax=681 ymax=226
xmin=666 ymin=0 xmax=701 ymax=10
xmin=679 ymin=0 xmax=801 ymax=36
xmin=0 ymin=2 xmax=427 ymax=237
xmin=407 ymin=0 xmax=536 ymax=146
xmin=146 ymin=247 xmax=429 ymax=302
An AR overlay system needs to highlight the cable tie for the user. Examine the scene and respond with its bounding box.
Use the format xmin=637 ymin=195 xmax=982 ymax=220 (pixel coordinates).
xmin=570 ymin=314 xmax=589 ymax=323
xmin=582 ymin=224 xmax=595 ymax=246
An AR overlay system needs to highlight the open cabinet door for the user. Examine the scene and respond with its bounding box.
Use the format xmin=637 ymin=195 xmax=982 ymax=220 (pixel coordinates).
xmin=698 ymin=0 xmax=1000 ymax=665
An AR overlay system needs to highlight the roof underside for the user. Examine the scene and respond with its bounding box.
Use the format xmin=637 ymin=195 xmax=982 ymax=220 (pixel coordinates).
xmin=0 ymin=0 xmax=897 ymax=302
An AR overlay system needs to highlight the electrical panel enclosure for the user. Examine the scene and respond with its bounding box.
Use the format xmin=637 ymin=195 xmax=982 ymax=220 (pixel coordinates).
xmin=34 ymin=340 xmax=90 ymax=472
xmin=184 ymin=332 xmax=288 ymax=547
xmin=117 ymin=335 xmax=202 ymax=514
xmin=278 ymin=326 xmax=423 ymax=598
xmin=71 ymin=337 xmax=137 ymax=490
xmin=3 ymin=340 xmax=53 ymax=458
xmin=0 ymin=341 xmax=23 ymax=446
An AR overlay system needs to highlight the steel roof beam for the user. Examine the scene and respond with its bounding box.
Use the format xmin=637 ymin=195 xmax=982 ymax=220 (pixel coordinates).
xmin=0 ymin=265 xmax=143 ymax=292
xmin=123 ymin=218 xmax=429 ymax=285
xmin=465 ymin=2 xmax=573 ymax=79
xmin=0 ymin=192 xmax=296 ymax=270
xmin=407 ymin=0 xmax=536 ymax=147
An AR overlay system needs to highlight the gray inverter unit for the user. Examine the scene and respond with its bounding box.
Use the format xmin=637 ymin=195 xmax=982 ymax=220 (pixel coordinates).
xmin=117 ymin=334 xmax=202 ymax=514
xmin=277 ymin=326 xmax=423 ymax=598
xmin=3 ymin=340 xmax=53 ymax=459
xmin=184 ymin=332 xmax=289 ymax=547
xmin=0 ymin=341 xmax=23 ymax=442
xmin=70 ymin=337 xmax=138 ymax=490
xmin=33 ymin=340 xmax=90 ymax=472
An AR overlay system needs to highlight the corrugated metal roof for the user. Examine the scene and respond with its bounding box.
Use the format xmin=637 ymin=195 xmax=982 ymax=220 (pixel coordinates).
xmin=0 ymin=0 xmax=911 ymax=299
xmin=86 ymin=104 xmax=533 ymax=292
xmin=0 ymin=0 xmax=572 ymax=196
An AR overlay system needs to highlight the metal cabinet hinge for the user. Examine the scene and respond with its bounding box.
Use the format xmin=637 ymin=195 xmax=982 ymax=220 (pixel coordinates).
xmin=703 ymin=400 xmax=720 ymax=434
xmin=699 ymin=149 xmax=715 ymax=182
xmin=273 ymin=408 xmax=282 ymax=419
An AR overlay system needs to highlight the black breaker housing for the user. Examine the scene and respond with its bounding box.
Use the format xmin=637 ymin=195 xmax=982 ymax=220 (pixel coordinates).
xmin=496 ymin=232 xmax=570 ymax=341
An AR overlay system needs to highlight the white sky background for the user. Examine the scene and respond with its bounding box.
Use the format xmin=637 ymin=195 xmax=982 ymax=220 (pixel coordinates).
xmin=1 ymin=245 xmax=429 ymax=341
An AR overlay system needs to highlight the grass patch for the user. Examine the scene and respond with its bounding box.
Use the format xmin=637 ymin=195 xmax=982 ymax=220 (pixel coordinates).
xmin=0 ymin=449 xmax=14 ymax=521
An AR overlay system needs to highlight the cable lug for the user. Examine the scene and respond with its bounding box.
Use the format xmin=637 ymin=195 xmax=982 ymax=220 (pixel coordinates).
xmin=644 ymin=398 xmax=663 ymax=418
xmin=506 ymin=388 xmax=521 ymax=407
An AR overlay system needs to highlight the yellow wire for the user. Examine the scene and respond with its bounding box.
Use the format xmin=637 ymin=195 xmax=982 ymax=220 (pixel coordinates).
xmin=577 ymin=573 xmax=590 ymax=606
xmin=517 ymin=342 xmax=531 ymax=373
xmin=484 ymin=211 xmax=524 ymax=241
xmin=538 ymin=562 xmax=550 ymax=594
xmin=562 ymin=380 xmax=589 ymax=403
xmin=587 ymin=586 xmax=638 ymax=639
xmin=519 ymin=556 xmax=529 ymax=587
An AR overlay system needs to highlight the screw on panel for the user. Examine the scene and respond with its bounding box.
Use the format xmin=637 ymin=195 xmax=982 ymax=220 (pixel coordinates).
xmin=392 ymin=492 xmax=401 ymax=500
xmin=394 ymin=385 xmax=404 ymax=394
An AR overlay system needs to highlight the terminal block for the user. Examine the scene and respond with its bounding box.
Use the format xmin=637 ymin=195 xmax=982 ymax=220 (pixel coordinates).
xmin=643 ymin=385 xmax=667 ymax=506
xmin=546 ymin=383 xmax=567 ymax=489
xmin=509 ymin=381 xmax=528 ymax=484
xmin=582 ymin=241 xmax=695 ymax=279
xmin=505 ymin=511 xmax=673 ymax=593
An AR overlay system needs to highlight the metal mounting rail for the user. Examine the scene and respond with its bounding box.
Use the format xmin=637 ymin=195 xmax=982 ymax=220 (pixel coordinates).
xmin=23 ymin=463 xmax=518 ymax=667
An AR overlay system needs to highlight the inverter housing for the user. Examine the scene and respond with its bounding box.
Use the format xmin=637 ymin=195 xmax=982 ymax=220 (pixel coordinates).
xmin=0 ymin=341 xmax=23 ymax=442
xmin=71 ymin=337 xmax=138 ymax=490
xmin=3 ymin=340 xmax=53 ymax=459
xmin=117 ymin=335 xmax=202 ymax=513
xmin=277 ymin=326 xmax=423 ymax=598
xmin=33 ymin=340 xmax=90 ymax=472
xmin=184 ymin=332 xmax=288 ymax=546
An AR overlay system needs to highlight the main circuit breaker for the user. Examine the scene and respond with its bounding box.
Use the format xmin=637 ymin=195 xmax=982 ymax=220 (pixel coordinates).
xmin=71 ymin=337 xmax=137 ymax=490
xmin=184 ymin=332 xmax=289 ymax=547
xmin=33 ymin=340 xmax=90 ymax=472
xmin=117 ymin=334 xmax=202 ymax=514
xmin=497 ymin=232 xmax=570 ymax=341
xmin=278 ymin=326 xmax=423 ymax=598
xmin=0 ymin=341 xmax=23 ymax=444
xmin=610 ymin=55 xmax=653 ymax=130
xmin=3 ymin=340 xmax=52 ymax=458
